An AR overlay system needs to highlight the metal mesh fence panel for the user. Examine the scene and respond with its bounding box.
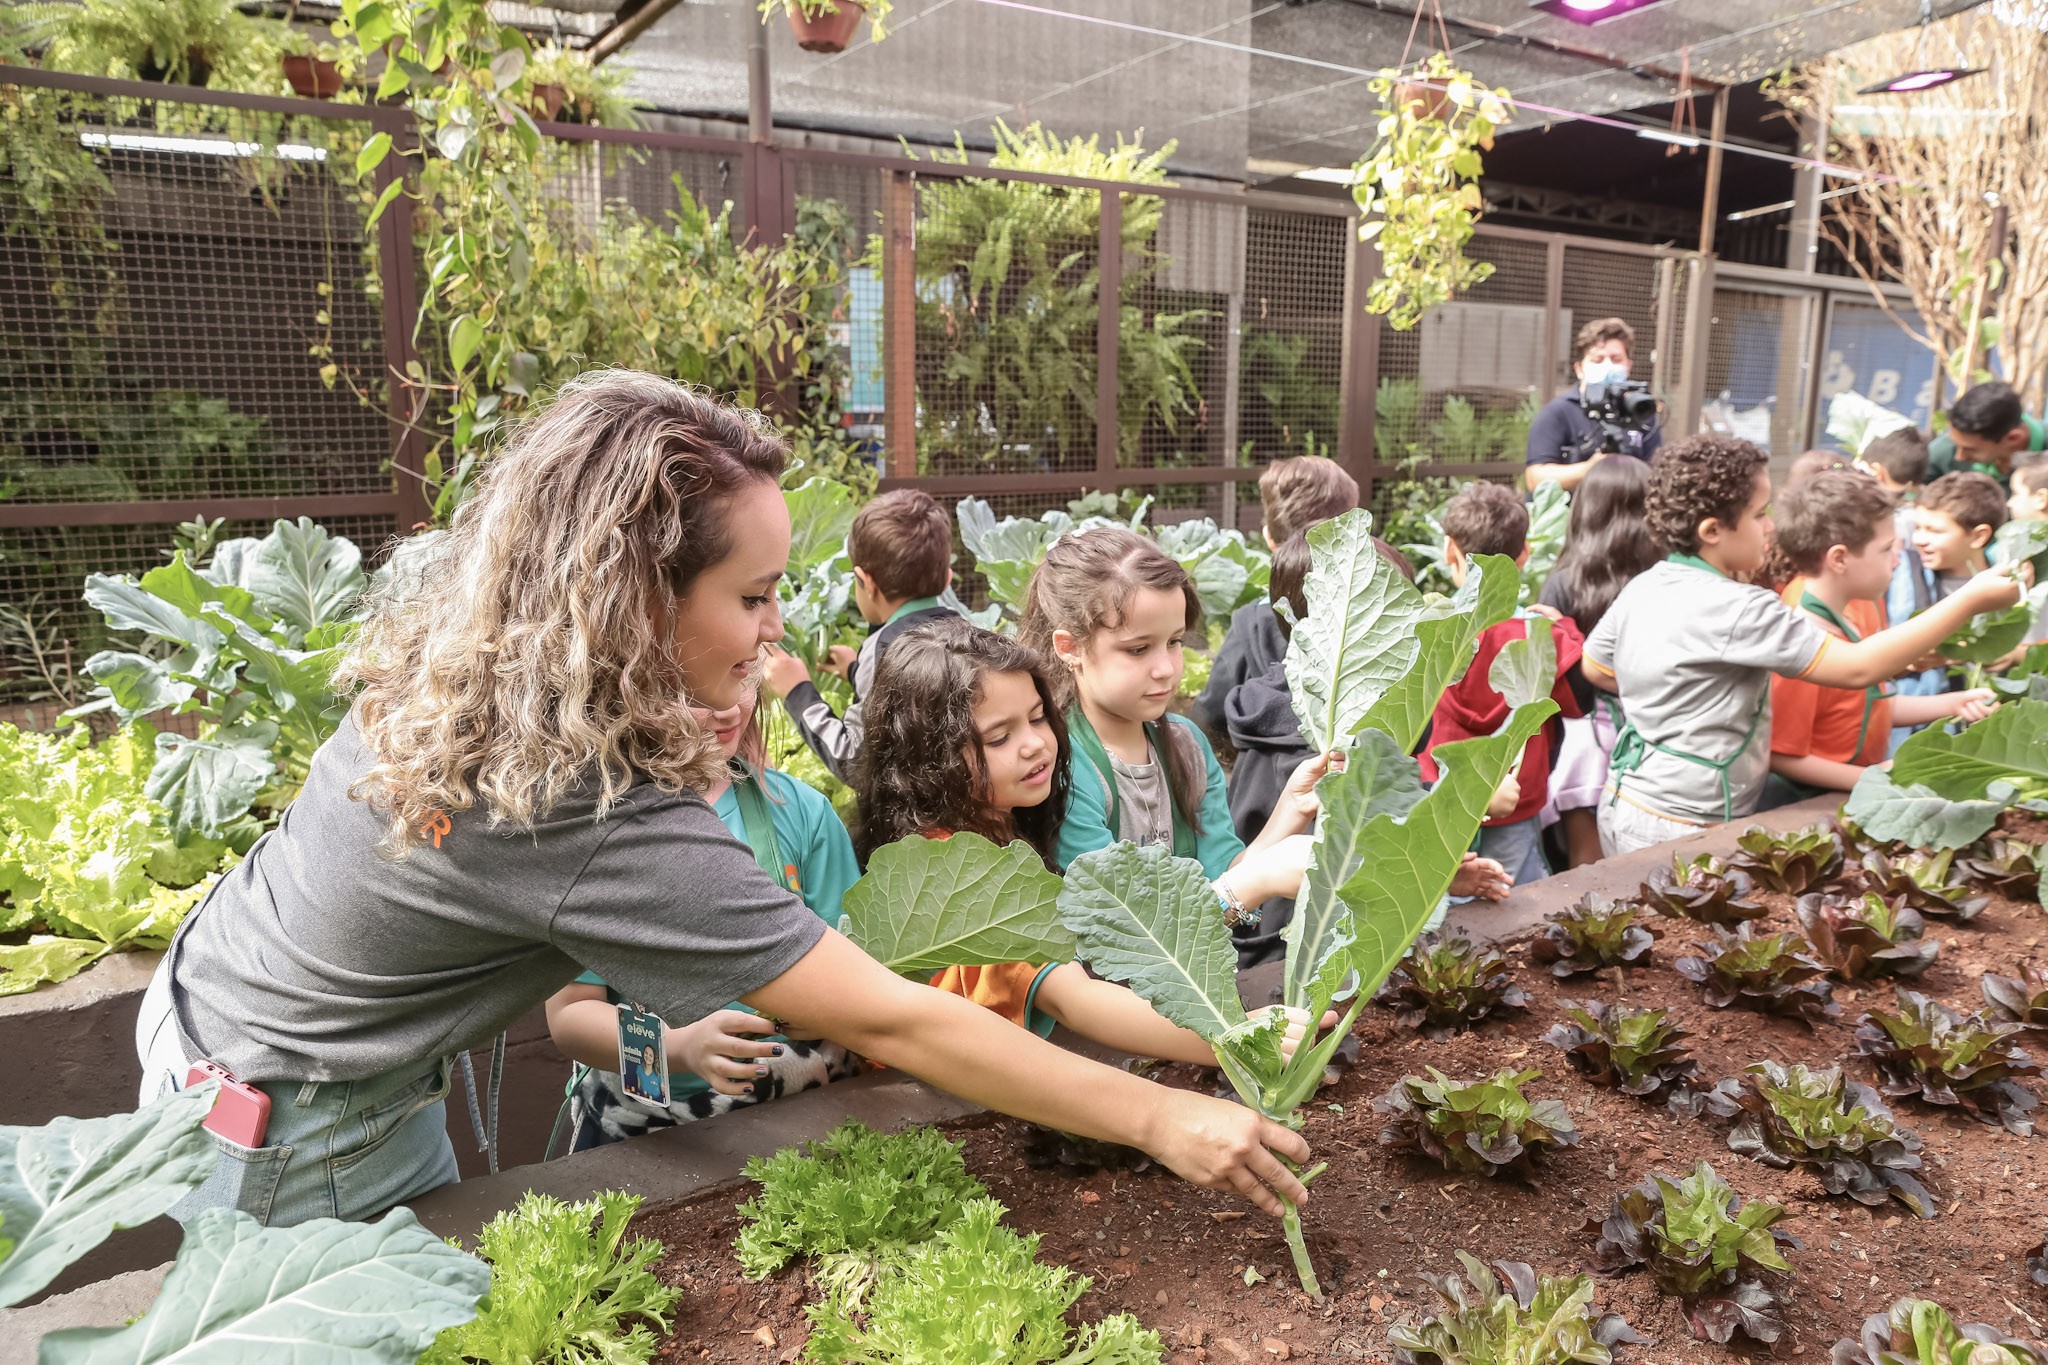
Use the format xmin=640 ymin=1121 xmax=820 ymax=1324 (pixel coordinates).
xmin=1237 ymin=207 xmax=1346 ymax=466
xmin=1125 ymin=192 xmax=1234 ymax=477
xmin=910 ymin=174 xmax=1101 ymax=478
xmin=0 ymin=86 xmax=391 ymax=505
xmin=1703 ymin=286 xmax=1816 ymax=465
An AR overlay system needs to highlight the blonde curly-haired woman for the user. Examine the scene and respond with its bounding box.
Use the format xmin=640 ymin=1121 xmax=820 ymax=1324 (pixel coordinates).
xmin=135 ymin=371 xmax=1313 ymax=1227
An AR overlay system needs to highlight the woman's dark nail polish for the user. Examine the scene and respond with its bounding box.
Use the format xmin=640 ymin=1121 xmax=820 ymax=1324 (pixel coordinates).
xmin=771 ymin=1045 xmax=785 ymax=1057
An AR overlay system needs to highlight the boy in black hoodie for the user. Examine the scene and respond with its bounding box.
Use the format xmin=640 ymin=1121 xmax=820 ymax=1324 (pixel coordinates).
xmin=1192 ymin=456 xmax=1359 ymax=736
xmin=764 ymin=489 xmax=957 ymax=780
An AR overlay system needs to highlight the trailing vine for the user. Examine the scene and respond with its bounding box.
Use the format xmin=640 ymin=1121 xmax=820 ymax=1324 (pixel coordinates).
xmin=1350 ymin=52 xmax=1510 ymax=331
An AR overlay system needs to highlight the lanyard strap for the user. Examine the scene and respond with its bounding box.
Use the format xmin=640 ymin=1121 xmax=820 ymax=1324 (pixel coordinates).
xmin=1608 ymin=702 xmax=1766 ymax=825
xmin=1796 ymin=589 xmax=1894 ymax=760
xmin=729 ymin=761 xmax=795 ymax=893
xmin=1065 ymin=707 xmax=1198 ymax=860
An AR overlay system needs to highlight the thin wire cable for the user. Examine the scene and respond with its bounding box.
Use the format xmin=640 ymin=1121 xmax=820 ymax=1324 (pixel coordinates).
xmin=960 ymin=0 xmax=1914 ymax=185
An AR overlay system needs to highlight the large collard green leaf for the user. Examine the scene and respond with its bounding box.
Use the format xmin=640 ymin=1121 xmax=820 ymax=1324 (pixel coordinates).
xmin=1284 ymin=509 xmax=1429 ymax=753
xmin=244 ymin=518 xmax=367 ymax=642
xmin=1282 ymin=728 xmax=1429 ymax=1013
xmin=1354 ymin=554 xmax=1519 ymax=754
xmin=840 ymin=833 xmax=1071 ymax=975
xmin=1889 ymin=700 xmax=2048 ymax=804
xmin=41 ymin=1206 xmax=488 ymax=1364
xmin=956 ymin=498 xmax=1057 ymax=565
xmin=81 ymin=575 xmax=224 ymax=656
xmin=1341 ymin=699 xmax=1560 ymax=1004
xmin=1842 ymin=769 xmax=2011 ymax=852
xmin=0 ymin=1085 xmax=218 ymax=1306
xmin=1520 ymin=481 xmax=1571 ymax=604
xmin=1058 ymin=842 xmax=1247 ymax=1039
xmin=147 ymin=725 xmax=280 ymax=841
xmin=1488 ymin=614 xmax=1556 ymax=714
xmin=784 ymin=476 xmax=859 ymax=578
xmin=80 ymin=652 xmax=195 ymax=722
xmin=1940 ymin=598 xmax=2037 ymax=667
xmin=138 ymin=556 xmax=269 ymax=635
xmin=1995 ymin=518 xmax=2048 ymax=581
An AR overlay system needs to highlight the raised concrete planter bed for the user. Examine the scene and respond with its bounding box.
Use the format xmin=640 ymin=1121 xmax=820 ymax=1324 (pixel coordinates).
xmin=3 ymin=798 xmax=1839 ymax=1349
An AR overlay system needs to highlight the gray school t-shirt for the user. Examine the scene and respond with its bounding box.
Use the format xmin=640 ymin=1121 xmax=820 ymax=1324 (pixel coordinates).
xmin=162 ymin=716 xmax=827 ymax=1085
xmin=1583 ymin=560 xmax=1828 ymax=825
xmin=1108 ymin=747 xmax=1174 ymax=850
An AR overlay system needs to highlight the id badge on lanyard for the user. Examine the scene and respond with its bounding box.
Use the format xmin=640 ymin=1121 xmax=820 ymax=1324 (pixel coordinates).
xmin=616 ymin=1002 xmax=671 ymax=1112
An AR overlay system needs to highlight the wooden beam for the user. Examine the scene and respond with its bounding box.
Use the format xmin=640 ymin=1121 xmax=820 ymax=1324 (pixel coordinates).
xmin=588 ymin=0 xmax=684 ymax=65
xmin=883 ymin=171 xmax=918 ymax=480
xmin=1096 ymin=189 xmax=1123 ymax=477
xmin=1697 ymin=84 xmax=1730 ymax=258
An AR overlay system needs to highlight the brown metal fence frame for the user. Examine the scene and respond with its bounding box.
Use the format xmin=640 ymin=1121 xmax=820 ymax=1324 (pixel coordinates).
xmin=0 ymin=66 xmax=1733 ymax=564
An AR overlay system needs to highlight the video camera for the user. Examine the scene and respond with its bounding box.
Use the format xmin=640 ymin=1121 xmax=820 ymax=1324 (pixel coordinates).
xmin=1578 ymin=376 xmax=1660 ymax=456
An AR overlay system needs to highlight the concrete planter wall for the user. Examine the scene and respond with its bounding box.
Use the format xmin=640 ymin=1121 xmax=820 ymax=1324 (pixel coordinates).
xmin=0 ymin=797 xmax=1836 ymax=1343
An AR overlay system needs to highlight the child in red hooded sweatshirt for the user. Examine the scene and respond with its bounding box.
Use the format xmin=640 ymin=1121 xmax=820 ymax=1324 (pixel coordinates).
xmin=1419 ymin=482 xmax=1584 ymax=885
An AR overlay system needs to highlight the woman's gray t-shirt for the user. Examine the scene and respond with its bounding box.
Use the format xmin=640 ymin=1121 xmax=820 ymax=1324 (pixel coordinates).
xmin=163 ymin=717 xmax=828 ymax=1084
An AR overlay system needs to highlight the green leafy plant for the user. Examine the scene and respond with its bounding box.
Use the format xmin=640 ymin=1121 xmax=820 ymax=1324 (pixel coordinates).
xmin=1842 ymin=770 xmax=2015 ymax=853
xmin=844 ymin=511 xmax=1549 ymax=1300
xmin=1529 ymin=895 xmax=1656 ymax=977
xmin=1388 ymin=1252 xmax=1644 ymax=1365
xmin=1374 ymin=1068 xmax=1579 ymax=1180
xmin=1856 ymin=847 xmax=1990 ymax=921
xmin=1542 ymin=1000 xmax=1700 ymax=1108
xmin=902 ymin=122 xmax=1203 ymax=475
xmin=1833 ymin=1297 xmax=2044 ymax=1365
xmin=759 ymin=0 xmax=894 ymax=46
xmin=1722 ymin=1061 xmax=1938 ymax=1218
xmin=1958 ymin=836 xmax=2043 ymax=902
xmin=1981 ymin=966 xmax=2048 ymax=1031
xmin=71 ymin=518 xmax=368 ymax=840
xmin=1855 ymin=989 xmax=2042 ymax=1133
xmin=1889 ymin=699 xmax=2048 ymax=804
xmin=1795 ymin=892 xmax=1940 ymax=980
xmin=0 ymin=1085 xmax=487 ymax=1357
xmin=1583 ymin=1161 xmax=1798 ymax=1345
xmin=1351 ymin=54 xmax=1511 ymax=330
xmin=802 ymin=1197 xmax=1158 ymax=1365
xmin=1376 ymin=933 xmax=1527 ymax=1038
xmin=1730 ymin=823 xmax=1846 ymax=894
xmin=521 ymin=43 xmax=641 ymax=126
xmin=1639 ymin=853 xmax=1766 ymax=925
xmin=0 ymin=723 xmax=231 ymax=996
xmin=421 ymin=1192 xmax=678 ymax=1365
xmin=39 ymin=0 xmax=254 ymax=85
xmin=1673 ymin=924 xmax=1838 ymax=1024
xmin=734 ymin=1119 xmax=988 ymax=1280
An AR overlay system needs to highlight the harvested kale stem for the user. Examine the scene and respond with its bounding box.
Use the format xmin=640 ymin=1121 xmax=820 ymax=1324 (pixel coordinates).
xmin=1854 ymin=989 xmax=2044 ymax=1135
xmin=1542 ymin=999 xmax=1702 ymax=1110
xmin=1855 ymin=847 xmax=1990 ymax=921
xmin=1960 ymin=835 xmax=2044 ymax=902
xmin=1795 ymin=891 xmax=1940 ymax=980
xmin=1674 ymin=923 xmax=1839 ymax=1025
xmin=1640 ymin=853 xmax=1768 ymax=925
xmin=1528 ymin=895 xmax=1656 ymax=977
xmin=1983 ymin=966 xmax=2048 ymax=1030
xmin=1730 ymin=822 xmax=1846 ymax=894
xmin=1390 ymin=1253 xmax=1645 ymax=1365
xmin=1376 ymin=933 xmax=1528 ymax=1039
xmin=1374 ymin=1067 xmax=1579 ymax=1181
xmin=1583 ymin=1161 xmax=1799 ymax=1345
xmin=1722 ymin=1060 xmax=1939 ymax=1218
xmin=1832 ymin=1296 xmax=2046 ymax=1365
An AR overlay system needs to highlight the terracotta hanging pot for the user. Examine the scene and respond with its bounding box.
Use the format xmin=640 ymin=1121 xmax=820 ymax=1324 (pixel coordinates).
xmin=530 ymin=83 xmax=567 ymax=121
xmin=281 ymin=54 xmax=344 ymax=98
xmin=786 ymin=1 xmax=865 ymax=54
xmin=1392 ymin=80 xmax=1454 ymax=121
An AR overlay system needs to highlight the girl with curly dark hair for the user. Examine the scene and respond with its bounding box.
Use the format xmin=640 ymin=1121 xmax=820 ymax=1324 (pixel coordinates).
xmin=855 ymin=617 xmax=1326 ymax=1066
xmin=1583 ymin=435 xmax=2024 ymax=855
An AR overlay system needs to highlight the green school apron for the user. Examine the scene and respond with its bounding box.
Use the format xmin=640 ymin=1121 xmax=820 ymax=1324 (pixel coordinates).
xmin=1607 ymin=553 xmax=1764 ymax=824
xmin=1064 ymin=707 xmax=1199 ymax=861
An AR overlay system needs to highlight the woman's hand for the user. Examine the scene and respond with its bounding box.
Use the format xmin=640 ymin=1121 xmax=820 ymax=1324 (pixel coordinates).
xmin=1948 ymin=688 xmax=2000 ymax=724
xmin=1142 ymin=1088 xmax=1313 ymax=1217
xmin=1224 ymin=833 xmax=1316 ymax=905
xmin=667 ymin=1009 xmax=783 ymax=1096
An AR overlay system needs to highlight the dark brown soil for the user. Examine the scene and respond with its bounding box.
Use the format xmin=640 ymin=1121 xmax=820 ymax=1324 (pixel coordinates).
xmin=637 ymin=855 xmax=2048 ymax=1364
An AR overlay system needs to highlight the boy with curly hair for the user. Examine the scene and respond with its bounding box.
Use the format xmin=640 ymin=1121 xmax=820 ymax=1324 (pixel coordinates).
xmin=1583 ymin=436 xmax=2023 ymax=854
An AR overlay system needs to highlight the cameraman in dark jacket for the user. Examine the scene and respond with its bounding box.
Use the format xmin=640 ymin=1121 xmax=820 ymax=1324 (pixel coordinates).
xmin=1525 ymin=317 xmax=1661 ymax=492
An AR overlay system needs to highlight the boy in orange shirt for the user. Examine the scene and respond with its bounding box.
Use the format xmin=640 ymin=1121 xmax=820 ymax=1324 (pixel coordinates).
xmin=1767 ymin=470 xmax=1996 ymax=799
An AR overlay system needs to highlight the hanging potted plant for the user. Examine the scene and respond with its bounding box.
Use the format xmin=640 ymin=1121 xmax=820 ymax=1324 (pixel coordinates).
xmin=759 ymin=0 xmax=893 ymax=54
xmin=525 ymin=44 xmax=643 ymax=127
xmin=1350 ymin=50 xmax=1513 ymax=330
xmin=278 ymin=28 xmax=353 ymax=99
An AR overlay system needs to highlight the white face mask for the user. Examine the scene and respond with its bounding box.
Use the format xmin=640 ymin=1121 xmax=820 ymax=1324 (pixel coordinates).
xmin=1580 ymin=360 xmax=1627 ymax=388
